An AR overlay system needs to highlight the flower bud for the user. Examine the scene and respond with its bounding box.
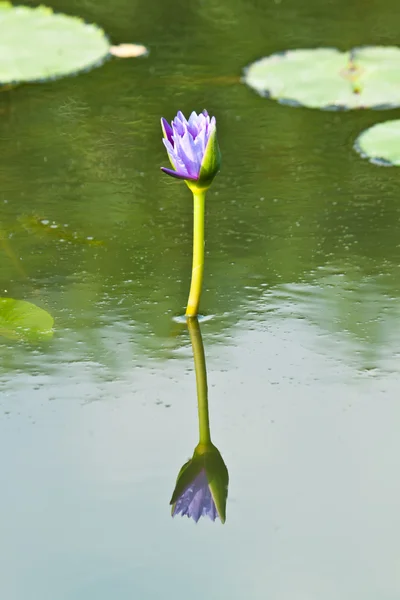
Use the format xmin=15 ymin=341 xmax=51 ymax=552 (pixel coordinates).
xmin=161 ymin=110 xmax=221 ymax=192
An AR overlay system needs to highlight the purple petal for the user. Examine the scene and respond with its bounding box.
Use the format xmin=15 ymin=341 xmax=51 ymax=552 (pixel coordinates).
xmin=174 ymin=111 xmax=189 ymax=133
xmin=188 ymin=111 xmax=199 ymax=123
xmin=162 ymin=138 xmax=177 ymax=167
xmin=172 ymin=470 xmax=218 ymax=522
xmin=187 ymin=111 xmax=200 ymax=137
xmin=195 ymin=126 xmax=207 ymax=155
xmin=160 ymin=167 xmax=198 ymax=181
xmin=163 ymin=138 xmax=190 ymax=176
xmin=174 ymin=129 xmax=202 ymax=177
xmin=176 ymin=110 xmax=188 ymax=124
xmin=161 ymin=117 xmax=173 ymax=143
xmin=202 ymin=109 xmax=208 ymax=117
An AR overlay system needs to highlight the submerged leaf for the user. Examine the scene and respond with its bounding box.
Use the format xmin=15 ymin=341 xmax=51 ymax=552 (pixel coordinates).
xmin=243 ymin=46 xmax=400 ymax=110
xmin=0 ymin=297 xmax=54 ymax=341
xmin=0 ymin=2 xmax=110 ymax=84
xmin=18 ymin=215 xmax=104 ymax=246
xmin=355 ymin=119 xmax=400 ymax=166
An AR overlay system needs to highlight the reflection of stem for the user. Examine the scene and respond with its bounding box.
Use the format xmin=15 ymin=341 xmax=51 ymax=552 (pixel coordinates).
xmin=185 ymin=190 xmax=206 ymax=317
xmin=187 ymin=316 xmax=211 ymax=445
xmin=0 ymin=227 xmax=27 ymax=279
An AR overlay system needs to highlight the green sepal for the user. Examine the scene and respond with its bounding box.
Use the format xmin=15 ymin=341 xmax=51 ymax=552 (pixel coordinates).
xmin=186 ymin=127 xmax=221 ymax=193
xmin=170 ymin=456 xmax=201 ymax=507
xmin=202 ymin=445 xmax=229 ymax=524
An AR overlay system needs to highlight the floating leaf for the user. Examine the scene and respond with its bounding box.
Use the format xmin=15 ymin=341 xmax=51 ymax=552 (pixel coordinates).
xmin=243 ymin=46 xmax=400 ymax=110
xmin=0 ymin=297 xmax=54 ymax=341
xmin=18 ymin=215 xmax=104 ymax=246
xmin=0 ymin=3 xmax=145 ymax=85
xmin=354 ymin=119 xmax=400 ymax=166
xmin=0 ymin=2 xmax=109 ymax=84
xmin=110 ymin=44 xmax=148 ymax=58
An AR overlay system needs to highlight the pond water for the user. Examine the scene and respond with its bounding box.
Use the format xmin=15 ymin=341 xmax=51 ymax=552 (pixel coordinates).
xmin=1 ymin=0 xmax=400 ymax=598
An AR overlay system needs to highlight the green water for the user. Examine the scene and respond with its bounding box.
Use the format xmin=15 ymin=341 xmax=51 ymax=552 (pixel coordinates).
xmin=1 ymin=0 xmax=400 ymax=598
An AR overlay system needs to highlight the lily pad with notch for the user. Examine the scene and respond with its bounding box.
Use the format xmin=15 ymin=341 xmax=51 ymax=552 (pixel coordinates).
xmin=243 ymin=46 xmax=400 ymax=110
xmin=0 ymin=2 xmax=147 ymax=86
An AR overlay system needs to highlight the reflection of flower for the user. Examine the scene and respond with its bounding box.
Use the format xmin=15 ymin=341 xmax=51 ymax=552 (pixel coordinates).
xmin=173 ymin=470 xmax=217 ymax=521
xmin=161 ymin=110 xmax=220 ymax=190
xmin=170 ymin=442 xmax=229 ymax=523
xmin=170 ymin=317 xmax=229 ymax=522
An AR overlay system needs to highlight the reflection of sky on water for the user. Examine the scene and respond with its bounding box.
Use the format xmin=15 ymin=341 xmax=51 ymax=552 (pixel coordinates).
xmin=1 ymin=315 xmax=400 ymax=599
xmin=3 ymin=257 xmax=400 ymax=374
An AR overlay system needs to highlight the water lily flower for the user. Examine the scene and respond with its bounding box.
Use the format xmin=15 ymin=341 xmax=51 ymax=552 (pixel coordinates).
xmin=160 ymin=110 xmax=221 ymax=316
xmin=170 ymin=442 xmax=229 ymax=523
xmin=161 ymin=110 xmax=221 ymax=191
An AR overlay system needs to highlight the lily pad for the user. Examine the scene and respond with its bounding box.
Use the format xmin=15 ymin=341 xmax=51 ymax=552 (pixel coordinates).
xmin=0 ymin=297 xmax=54 ymax=341
xmin=354 ymin=119 xmax=400 ymax=166
xmin=243 ymin=46 xmax=400 ymax=110
xmin=0 ymin=2 xmax=114 ymax=85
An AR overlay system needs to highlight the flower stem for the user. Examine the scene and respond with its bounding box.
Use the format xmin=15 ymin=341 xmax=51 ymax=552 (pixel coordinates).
xmin=185 ymin=190 xmax=206 ymax=317
xmin=187 ymin=316 xmax=211 ymax=446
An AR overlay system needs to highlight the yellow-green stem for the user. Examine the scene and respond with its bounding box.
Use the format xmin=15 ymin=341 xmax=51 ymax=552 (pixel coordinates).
xmin=187 ymin=316 xmax=211 ymax=445
xmin=185 ymin=190 xmax=206 ymax=317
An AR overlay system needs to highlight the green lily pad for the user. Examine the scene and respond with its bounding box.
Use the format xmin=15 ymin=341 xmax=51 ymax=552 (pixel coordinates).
xmin=0 ymin=297 xmax=54 ymax=341
xmin=355 ymin=119 xmax=400 ymax=166
xmin=243 ymin=46 xmax=400 ymax=110
xmin=0 ymin=2 xmax=111 ymax=85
